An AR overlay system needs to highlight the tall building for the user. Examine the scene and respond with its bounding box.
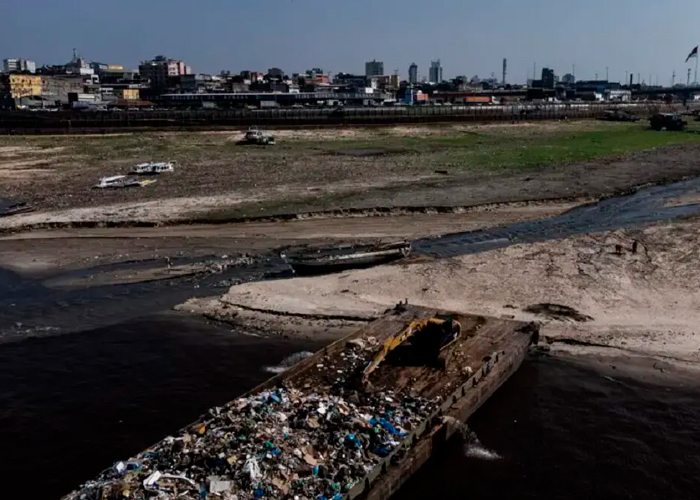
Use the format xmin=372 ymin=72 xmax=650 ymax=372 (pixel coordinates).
xmin=365 ymin=60 xmax=384 ymax=77
xmin=561 ymin=73 xmax=576 ymax=85
xmin=139 ymin=55 xmax=191 ymax=90
xmin=3 ymin=58 xmax=36 ymax=74
xmin=267 ymin=67 xmax=285 ymax=79
xmin=541 ymin=68 xmax=555 ymax=89
xmin=429 ymin=59 xmax=443 ymax=83
xmin=408 ymin=63 xmax=418 ymax=84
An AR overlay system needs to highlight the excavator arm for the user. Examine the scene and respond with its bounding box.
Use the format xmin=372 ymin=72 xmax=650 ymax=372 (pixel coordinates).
xmin=361 ymin=316 xmax=461 ymax=385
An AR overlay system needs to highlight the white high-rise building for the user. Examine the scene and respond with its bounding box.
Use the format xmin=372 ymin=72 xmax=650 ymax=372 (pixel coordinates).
xmin=3 ymin=58 xmax=36 ymax=73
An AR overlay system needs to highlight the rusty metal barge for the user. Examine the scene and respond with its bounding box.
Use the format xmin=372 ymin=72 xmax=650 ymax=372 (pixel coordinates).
xmin=63 ymin=305 xmax=538 ymax=500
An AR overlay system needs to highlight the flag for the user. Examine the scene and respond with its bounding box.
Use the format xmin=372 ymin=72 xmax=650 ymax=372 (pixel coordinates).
xmin=686 ymin=46 xmax=698 ymax=63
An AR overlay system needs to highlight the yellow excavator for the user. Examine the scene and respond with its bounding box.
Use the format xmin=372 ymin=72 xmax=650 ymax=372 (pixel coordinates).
xmin=361 ymin=315 xmax=462 ymax=386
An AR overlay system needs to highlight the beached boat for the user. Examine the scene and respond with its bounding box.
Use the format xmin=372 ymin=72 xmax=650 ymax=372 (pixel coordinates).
xmin=94 ymin=176 xmax=157 ymax=189
xmin=0 ymin=202 xmax=34 ymax=217
xmin=130 ymin=161 xmax=176 ymax=175
xmin=93 ymin=175 xmax=127 ymax=189
xmin=286 ymin=241 xmax=411 ymax=275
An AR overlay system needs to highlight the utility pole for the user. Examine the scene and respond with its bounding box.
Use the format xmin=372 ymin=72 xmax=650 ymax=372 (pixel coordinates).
xmin=606 ymin=66 xmax=609 ymax=81
xmin=625 ymin=70 xmax=628 ymax=86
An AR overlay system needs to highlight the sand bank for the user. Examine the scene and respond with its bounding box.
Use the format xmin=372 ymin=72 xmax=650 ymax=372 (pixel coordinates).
xmin=182 ymin=219 xmax=700 ymax=362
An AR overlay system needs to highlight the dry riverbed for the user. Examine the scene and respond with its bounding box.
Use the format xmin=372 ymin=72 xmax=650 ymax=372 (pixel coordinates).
xmin=0 ymin=200 xmax=577 ymax=275
xmin=3 ymin=121 xmax=700 ymax=232
xmin=180 ymin=217 xmax=700 ymax=370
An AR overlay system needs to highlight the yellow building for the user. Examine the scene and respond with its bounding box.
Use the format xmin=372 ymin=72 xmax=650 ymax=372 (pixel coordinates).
xmin=2 ymin=74 xmax=42 ymax=99
xmin=120 ymin=88 xmax=139 ymax=100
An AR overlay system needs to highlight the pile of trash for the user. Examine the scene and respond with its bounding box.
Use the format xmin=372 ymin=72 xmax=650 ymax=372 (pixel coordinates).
xmin=65 ymin=386 xmax=438 ymax=500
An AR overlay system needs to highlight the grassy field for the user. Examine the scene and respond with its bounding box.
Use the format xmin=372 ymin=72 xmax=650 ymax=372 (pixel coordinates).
xmin=2 ymin=120 xmax=700 ymax=219
xmin=318 ymin=121 xmax=700 ymax=171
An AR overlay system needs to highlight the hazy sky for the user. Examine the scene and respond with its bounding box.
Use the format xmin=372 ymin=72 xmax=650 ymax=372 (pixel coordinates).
xmin=2 ymin=0 xmax=700 ymax=84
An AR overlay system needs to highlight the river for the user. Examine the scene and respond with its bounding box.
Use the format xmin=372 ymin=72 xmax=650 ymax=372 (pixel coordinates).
xmin=3 ymin=179 xmax=700 ymax=499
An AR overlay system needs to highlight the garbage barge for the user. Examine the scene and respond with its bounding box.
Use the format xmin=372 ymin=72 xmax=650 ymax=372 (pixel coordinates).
xmin=63 ymin=304 xmax=538 ymax=500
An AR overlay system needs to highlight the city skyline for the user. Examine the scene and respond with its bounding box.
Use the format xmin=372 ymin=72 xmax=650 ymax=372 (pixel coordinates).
xmin=3 ymin=0 xmax=700 ymax=85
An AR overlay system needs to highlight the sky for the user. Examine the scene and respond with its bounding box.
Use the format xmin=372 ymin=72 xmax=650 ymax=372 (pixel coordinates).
xmin=2 ymin=0 xmax=700 ymax=85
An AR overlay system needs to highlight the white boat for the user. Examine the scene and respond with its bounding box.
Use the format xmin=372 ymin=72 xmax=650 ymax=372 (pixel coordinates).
xmin=130 ymin=161 xmax=176 ymax=175
xmin=94 ymin=176 xmax=157 ymax=189
xmin=94 ymin=175 xmax=127 ymax=189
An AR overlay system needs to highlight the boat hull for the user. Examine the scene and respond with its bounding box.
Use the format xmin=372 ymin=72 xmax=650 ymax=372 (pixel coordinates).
xmin=288 ymin=243 xmax=410 ymax=275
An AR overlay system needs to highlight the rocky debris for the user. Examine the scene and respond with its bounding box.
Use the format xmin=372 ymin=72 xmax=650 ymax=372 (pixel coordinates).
xmin=64 ymin=342 xmax=439 ymax=500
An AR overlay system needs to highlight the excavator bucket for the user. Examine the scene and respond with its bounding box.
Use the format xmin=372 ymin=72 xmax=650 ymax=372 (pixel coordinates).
xmin=361 ymin=316 xmax=461 ymax=387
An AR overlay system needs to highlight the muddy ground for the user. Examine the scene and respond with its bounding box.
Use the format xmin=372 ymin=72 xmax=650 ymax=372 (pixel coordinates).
xmin=2 ymin=121 xmax=700 ymax=278
xmin=2 ymin=121 xmax=700 ymax=232
xmin=0 ymin=201 xmax=576 ymax=275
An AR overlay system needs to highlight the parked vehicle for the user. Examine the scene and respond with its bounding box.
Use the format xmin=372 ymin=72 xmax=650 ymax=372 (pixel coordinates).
xmin=601 ymin=109 xmax=638 ymax=122
xmin=241 ymin=127 xmax=276 ymax=145
xmin=650 ymin=113 xmax=687 ymax=131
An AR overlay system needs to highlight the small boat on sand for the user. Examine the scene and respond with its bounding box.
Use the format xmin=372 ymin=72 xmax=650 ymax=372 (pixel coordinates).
xmin=94 ymin=176 xmax=157 ymax=189
xmin=0 ymin=202 xmax=34 ymax=217
xmin=94 ymin=175 xmax=127 ymax=189
xmin=131 ymin=161 xmax=176 ymax=175
xmin=286 ymin=241 xmax=411 ymax=275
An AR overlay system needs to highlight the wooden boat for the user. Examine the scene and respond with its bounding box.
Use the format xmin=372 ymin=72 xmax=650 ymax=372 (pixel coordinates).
xmin=0 ymin=202 xmax=34 ymax=217
xmin=286 ymin=241 xmax=411 ymax=275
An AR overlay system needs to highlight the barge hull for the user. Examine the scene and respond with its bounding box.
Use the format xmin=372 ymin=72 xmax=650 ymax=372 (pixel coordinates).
xmin=62 ymin=305 xmax=537 ymax=500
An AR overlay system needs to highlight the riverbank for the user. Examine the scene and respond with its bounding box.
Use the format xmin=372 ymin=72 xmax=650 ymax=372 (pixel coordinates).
xmin=184 ymin=217 xmax=700 ymax=364
xmin=3 ymin=121 xmax=700 ymax=233
xmin=0 ymin=200 xmax=578 ymax=276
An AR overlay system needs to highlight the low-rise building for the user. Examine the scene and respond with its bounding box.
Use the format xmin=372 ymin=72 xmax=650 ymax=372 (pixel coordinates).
xmin=139 ymin=55 xmax=191 ymax=91
xmin=0 ymin=74 xmax=42 ymax=98
xmin=41 ymin=75 xmax=85 ymax=103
